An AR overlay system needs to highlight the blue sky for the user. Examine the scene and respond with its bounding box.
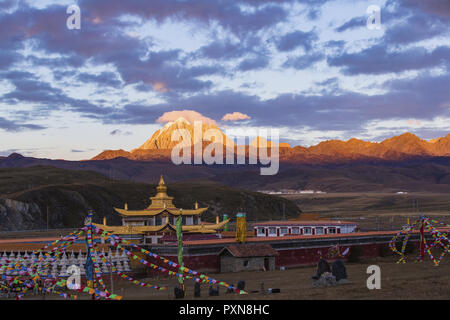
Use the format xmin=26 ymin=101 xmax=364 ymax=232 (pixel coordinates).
xmin=0 ymin=0 xmax=449 ymax=159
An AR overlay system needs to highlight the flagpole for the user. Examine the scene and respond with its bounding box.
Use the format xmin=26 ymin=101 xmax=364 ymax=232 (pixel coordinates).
xmin=176 ymin=210 xmax=184 ymax=293
xmin=84 ymin=211 xmax=95 ymax=300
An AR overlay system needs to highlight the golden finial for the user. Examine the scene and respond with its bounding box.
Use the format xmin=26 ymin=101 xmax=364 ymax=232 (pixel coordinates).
xmin=195 ymin=201 xmax=198 ymax=210
xmin=156 ymin=175 xmax=168 ymax=194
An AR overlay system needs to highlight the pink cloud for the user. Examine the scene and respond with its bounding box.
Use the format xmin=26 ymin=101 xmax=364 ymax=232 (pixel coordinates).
xmin=156 ymin=110 xmax=217 ymax=125
xmin=221 ymin=112 xmax=251 ymax=122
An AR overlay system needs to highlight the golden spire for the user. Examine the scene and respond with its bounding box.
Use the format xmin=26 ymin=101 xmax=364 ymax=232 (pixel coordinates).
xmin=156 ymin=175 xmax=167 ymax=194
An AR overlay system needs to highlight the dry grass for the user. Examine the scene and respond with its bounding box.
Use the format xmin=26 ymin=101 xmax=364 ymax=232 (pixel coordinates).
xmin=126 ymin=257 xmax=450 ymax=300
xmin=281 ymin=192 xmax=450 ymax=230
xmin=19 ymin=256 xmax=449 ymax=300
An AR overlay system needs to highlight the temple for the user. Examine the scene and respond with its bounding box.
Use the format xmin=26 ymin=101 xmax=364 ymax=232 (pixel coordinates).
xmin=94 ymin=175 xmax=229 ymax=244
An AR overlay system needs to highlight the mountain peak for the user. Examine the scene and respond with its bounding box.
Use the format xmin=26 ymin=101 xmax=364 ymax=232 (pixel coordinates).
xmin=137 ymin=118 xmax=228 ymax=150
xmin=398 ymin=132 xmax=420 ymax=139
xmin=382 ymin=132 xmax=421 ymax=144
xmin=380 ymin=132 xmax=428 ymax=155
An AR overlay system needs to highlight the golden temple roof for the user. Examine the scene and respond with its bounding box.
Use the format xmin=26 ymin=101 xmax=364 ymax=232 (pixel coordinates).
xmin=114 ymin=175 xmax=208 ymax=216
xmin=93 ymin=219 xmax=230 ymax=235
xmin=114 ymin=207 xmax=207 ymax=216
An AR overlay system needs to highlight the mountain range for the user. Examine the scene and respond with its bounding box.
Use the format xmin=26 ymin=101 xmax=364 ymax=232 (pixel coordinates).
xmin=93 ymin=117 xmax=450 ymax=163
xmin=1 ymin=119 xmax=450 ymax=193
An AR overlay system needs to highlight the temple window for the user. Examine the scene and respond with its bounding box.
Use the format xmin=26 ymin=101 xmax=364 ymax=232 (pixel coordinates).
xmin=156 ymin=217 xmax=162 ymax=225
xmin=303 ymin=227 xmax=312 ymax=235
xmin=182 ymin=216 xmax=186 ymax=224
xmin=328 ymin=227 xmax=336 ymax=234
xmin=257 ymin=228 xmax=265 ymax=235
xmin=291 ymin=227 xmax=300 ymax=234
xmin=280 ymin=227 xmax=288 ymax=235
xmin=315 ymin=227 xmax=324 ymax=235
xmin=268 ymin=227 xmax=276 ymax=236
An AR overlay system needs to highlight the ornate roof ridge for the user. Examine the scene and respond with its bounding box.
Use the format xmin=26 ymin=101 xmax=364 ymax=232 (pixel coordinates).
xmin=92 ymin=219 xmax=229 ymax=234
xmin=114 ymin=207 xmax=208 ymax=216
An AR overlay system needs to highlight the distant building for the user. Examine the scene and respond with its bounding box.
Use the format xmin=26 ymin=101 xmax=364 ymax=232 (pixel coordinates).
xmin=219 ymin=244 xmax=278 ymax=273
xmin=252 ymin=220 xmax=357 ymax=237
xmin=257 ymin=190 xmax=326 ymax=195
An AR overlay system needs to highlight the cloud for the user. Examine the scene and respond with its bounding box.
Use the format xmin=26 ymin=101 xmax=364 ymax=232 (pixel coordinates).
xmin=76 ymin=72 xmax=123 ymax=88
xmin=399 ymin=0 xmax=450 ymax=18
xmin=238 ymin=55 xmax=270 ymax=71
xmin=110 ymin=70 xmax=450 ymax=133
xmin=0 ymin=0 xmax=449 ymax=149
xmin=384 ymin=14 xmax=449 ymax=45
xmin=156 ymin=110 xmax=217 ymax=125
xmin=334 ymin=1 xmax=448 ymax=45
xmin=78 ymin=0 xmax=289 ymax=36
xmin=0 ymin=70 xmax=115 ymax=123
xmin=0 ymin=4 xmax=218 ymax=94
xmin=222 ymin=112 xmax=251 ymax=122
xmin=275 ymin=30 xmax=318 ymax=52
xmin=327 ymin=45 xmax=450 ymax=75
xmin=0 ymin=50 xmax=18 ymax=69
xmin=0 ymin=116 xmax=46 ymax=132
xmin=110 ymin=129 xmax=132 ymax=136
xmin=198 ymin=39 xmax=245 ymax=60
xmin=283 ymin=52 xmax=324 ymax=70
xmin=334 ymin=16 xmax=366 ymax=32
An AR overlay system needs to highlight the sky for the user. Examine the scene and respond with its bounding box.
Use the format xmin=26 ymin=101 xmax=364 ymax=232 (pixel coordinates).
xmin=0 ymin=0 xmax=449 ymax=160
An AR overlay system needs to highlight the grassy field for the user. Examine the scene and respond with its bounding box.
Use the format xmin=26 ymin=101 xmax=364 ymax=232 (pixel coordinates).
xmin=18 ymin=256 xmax=450 ymax=300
